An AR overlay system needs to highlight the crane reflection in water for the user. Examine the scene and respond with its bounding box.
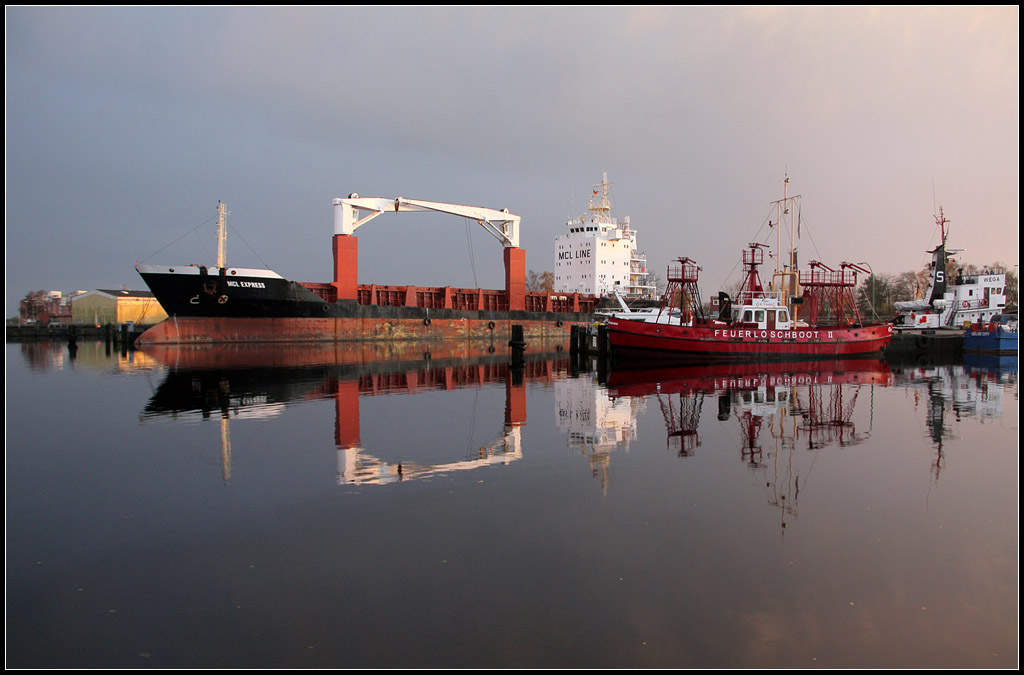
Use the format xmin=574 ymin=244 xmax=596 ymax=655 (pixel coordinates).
xmin=138 ymin=340 xmax=572 ymax=486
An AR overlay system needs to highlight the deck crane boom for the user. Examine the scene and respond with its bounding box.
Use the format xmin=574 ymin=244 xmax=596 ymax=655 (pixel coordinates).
xmin=333 ymin=195 xmax=521 ymax=249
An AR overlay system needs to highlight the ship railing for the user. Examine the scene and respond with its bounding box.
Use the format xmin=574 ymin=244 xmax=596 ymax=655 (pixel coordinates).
xmin=375 ymin=288 xmax=406 ymax=306
xmin=960 ymin=274 xmax=1006 ymax=286
xmin=735 ymin=289 xmax=787 ymax=305
xmin=353 ymin=284 xmax=507 ymax=311
xmin=300 ymin=282 xmax=338 ymax=303
xmin=415 ymin=290 xmax=447 ymax=309
xmin=666 ymin=259 xmax=701 ymax=283
xmin=549 ymin=294 xmax=588 ymax=313
xmin=480 ymin=292 xmax=509 ymax=312
xmin=452 ymin=291 xmax=481 ymax=311
xmin=742 ymin=246 xmax=766 ymax=266
xmin=524 ymin=294 xmax=547 ymax=312
xmin=959 ymin=297 xmax=1001 ymax=312
xmin=799 ymin=268 xmax=858 ymax=287
xmin=342 ymin=283 xmax=596 ymax=314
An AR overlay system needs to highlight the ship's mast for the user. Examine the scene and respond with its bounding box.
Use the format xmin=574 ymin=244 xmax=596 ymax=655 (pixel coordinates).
xmin=737 ymin=243 xmax=769 ymax=305
xmin=936 ymin=206 xmax=949 ymax=248
xmin=216 ymin=201 xmax=229 ymax=269
xmin=770 ymin=175 xmax=800 ymax=302
xmin=589 ymin=172 xmax=613 ymax=217
xmin=926 ymin=206 xmax=954 ymax=308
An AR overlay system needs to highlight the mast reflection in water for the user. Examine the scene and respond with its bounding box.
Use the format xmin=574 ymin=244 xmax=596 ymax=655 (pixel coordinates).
xmin=5 ymin=341 xmax=1017 ymax=669
xmin=602 ymin=359 xmax=894 ymax=529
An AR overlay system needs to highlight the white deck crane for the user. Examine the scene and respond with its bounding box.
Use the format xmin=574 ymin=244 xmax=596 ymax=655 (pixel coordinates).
xmin=333 ymin=195 xmax=521 ymax=249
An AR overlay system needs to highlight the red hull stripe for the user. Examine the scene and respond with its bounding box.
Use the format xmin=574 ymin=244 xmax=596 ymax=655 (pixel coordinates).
xmin=607 ymin=319 xmax=894 ymax=358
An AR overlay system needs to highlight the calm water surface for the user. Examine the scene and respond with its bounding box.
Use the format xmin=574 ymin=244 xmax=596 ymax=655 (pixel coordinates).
xmin=5 ymin=340 xmax=1018 ymax=668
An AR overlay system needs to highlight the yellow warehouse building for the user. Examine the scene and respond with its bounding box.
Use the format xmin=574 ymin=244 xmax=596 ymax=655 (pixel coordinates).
xmin=71 ymin=289 xmax=168 ymax=326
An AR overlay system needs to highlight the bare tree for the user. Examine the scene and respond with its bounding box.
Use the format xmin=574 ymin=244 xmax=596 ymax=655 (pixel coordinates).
xmin=526 ymin=270 xmax=554 ymax=293
xmin=19 ymin=290 xmax=51 ymax=323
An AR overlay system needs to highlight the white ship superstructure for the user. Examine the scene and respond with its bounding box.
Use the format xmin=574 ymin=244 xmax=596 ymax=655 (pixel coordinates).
xmin=554 ymin=375 xmax=643 ymax=454
xmin=554 ymin=173 xmax=656 ymax=299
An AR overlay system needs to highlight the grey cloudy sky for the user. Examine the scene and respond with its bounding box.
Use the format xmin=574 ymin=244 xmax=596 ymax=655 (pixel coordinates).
xmin=5 ymin=6 xmax=1019 ymax=316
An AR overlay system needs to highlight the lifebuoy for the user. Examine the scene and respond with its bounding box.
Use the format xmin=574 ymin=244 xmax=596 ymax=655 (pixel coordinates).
xmin=962 ymin=301 xmax=969 ymax=308
xmin=981 ymin=298 xmax=988 ymax=306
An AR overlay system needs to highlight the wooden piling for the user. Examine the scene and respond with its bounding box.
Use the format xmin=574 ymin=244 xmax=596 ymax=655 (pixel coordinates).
xmin=509 ymin=324 xmax=526 ymax=368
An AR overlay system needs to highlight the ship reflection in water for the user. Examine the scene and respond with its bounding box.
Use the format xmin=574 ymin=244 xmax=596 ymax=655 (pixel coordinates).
xmin=138 ymin=341 xmax=569 ymax=486
xmin=563 ymin=358 xmax=896 ymax=524
xmin=138 ymin=342 xmax=1016 ymax=504
xmin=889 ymin=353 xmax=1017 ymax=482
xmin=8 ymin=340 xmax=1018 ymax=668
xmin=606 ymin=358 xmax=893 ymax=454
